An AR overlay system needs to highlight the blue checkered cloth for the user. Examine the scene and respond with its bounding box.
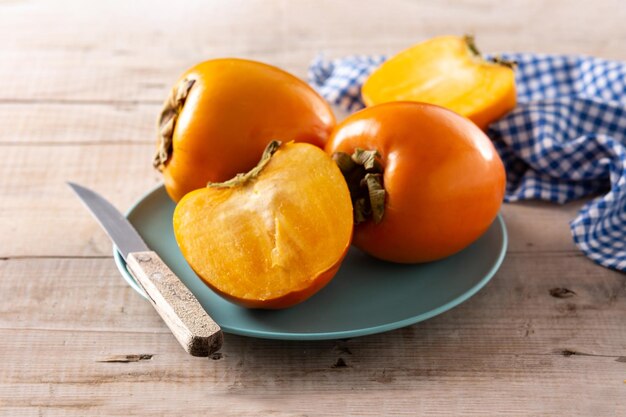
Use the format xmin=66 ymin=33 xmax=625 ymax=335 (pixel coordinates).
xmin=309 ymin=53 xmax=626 ymax=272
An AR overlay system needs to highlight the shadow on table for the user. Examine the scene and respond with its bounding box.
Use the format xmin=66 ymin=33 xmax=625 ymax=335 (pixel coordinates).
xmin=198 ymin=280 xmax=510 ymax=393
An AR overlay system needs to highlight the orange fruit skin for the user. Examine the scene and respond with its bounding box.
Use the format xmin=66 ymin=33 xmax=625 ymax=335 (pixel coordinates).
xmin=173 ymin=143 xmax=353 ymax=309
xmin=162 ymin=58 xmax=336 ymax=202
xmin=189 ymin=252 xmax=347 ymax=309
xmin=362 ymin=35 xmax=516 ymax=130
xmin=326 ymin=102 xmax=506 ymax=263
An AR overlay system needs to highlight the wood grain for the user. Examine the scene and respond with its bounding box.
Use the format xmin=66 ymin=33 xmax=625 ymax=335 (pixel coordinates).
xmin=2 ymin=0 xmax=626 ymax=415
xmin=1 ymin=255 xmax=624 ymax=416
xmin=1 ymin=0 xmax=626 ymax=103
xmin=1 ymin=255 xmax=624 ymax=350
xmin=0 ymin=102 xmax=157 ymax=145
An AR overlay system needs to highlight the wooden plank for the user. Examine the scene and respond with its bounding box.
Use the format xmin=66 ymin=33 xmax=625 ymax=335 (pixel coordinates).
xmin=0 ymin=355 xmax=623 ymax=416
xmin=1 ymin=0 xmax=626 ymax=103
xmin=0 ymin=144 xmax=158 ymax=258
xmin=0 ymin=103 xmax=157 ymax=145
xmin=1 ymin=255 xmax=624 ymax=352
xmin=0 ymin=255 xmax=624 ymax=416
xmin=0 ymin=143 xmax=589 ymax=257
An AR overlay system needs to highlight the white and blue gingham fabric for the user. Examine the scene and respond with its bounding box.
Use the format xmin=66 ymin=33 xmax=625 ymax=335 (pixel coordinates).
xmin=309 ymin=53 xmax=626 ymax=272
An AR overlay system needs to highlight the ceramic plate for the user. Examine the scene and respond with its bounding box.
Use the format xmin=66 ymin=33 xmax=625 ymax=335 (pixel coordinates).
xmin=114 ymin=185 xmax=507 ymax=340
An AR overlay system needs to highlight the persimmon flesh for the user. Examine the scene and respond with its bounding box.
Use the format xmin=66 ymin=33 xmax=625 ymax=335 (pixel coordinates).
xmin=362 ymin=35 xmax=516 ymax=130
xmin=173 ymin=142 xmax=353 ymax=309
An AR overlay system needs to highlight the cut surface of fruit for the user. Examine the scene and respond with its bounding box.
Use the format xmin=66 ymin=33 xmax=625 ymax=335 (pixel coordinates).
xmin=173 ymin=142 xmax=353 ymax=309
xmin=361 ymin=35 xmax=516 ymax=129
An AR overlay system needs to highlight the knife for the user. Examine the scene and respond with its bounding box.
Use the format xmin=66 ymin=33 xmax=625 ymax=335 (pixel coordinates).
xmin=68 ymin=182 xmax=223 ymax=357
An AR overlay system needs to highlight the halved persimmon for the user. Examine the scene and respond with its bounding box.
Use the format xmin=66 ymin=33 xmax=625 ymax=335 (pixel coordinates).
xmin=173 ymin=141 xmax=353 ymax=309
xmin=362 ymin=35 xmax=516 ymax=130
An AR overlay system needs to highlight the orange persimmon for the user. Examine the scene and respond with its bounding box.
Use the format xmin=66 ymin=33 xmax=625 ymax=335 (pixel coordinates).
xmin=154 ymin=58 xmax=336 ymax=202
xmin=361 ymin=35 xmax=516 ymax=130
xmin=326 ymin=102 xmax=506 ymax=263
xmin=173 ymin=141 xmax=353 ymax=309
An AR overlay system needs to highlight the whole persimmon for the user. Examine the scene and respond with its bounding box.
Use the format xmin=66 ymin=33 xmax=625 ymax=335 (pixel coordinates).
xmin=154 ymin=59 xmax=335 ymax=202
xmin=173 ymin=141 xmax=353 ymax=309
xmin=326 ymin=102 xmax=505 ymax=263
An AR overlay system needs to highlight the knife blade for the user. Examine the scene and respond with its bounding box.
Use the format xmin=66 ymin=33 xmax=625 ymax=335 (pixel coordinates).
xmin=68 ymin=182 xmax=223 ymax=357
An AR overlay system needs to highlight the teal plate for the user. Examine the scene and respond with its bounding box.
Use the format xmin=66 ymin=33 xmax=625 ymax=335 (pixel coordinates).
xmin=114 ymin=184 xmax=507 ymax=340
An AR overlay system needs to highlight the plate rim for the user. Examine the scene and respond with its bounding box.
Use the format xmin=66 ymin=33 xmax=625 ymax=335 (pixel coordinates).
xmin=114 ymin=183 xmax=508 ymax=340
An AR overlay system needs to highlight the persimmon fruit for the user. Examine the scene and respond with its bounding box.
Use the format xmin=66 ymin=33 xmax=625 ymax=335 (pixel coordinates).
xmin=173 ymin=141 xmax=353 ymax=309
xmin=326 ymin=102 xmax=506 ymax=263
xmin=362 ymin=35 xmax=516 ymax=130
xmin=154 ymin=58 xmax=336 ymax=202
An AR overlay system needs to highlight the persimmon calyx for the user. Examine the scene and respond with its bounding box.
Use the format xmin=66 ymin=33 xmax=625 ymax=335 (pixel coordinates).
xmin=153 ymin=78 xmax=196 ymax=171
xmin=463 ymin=35 xmax=517 ymax=69
xmin=207 ymin=140 xmax=282 ymax=188
xmin=332 ymin=149 xmax=386 ymax=224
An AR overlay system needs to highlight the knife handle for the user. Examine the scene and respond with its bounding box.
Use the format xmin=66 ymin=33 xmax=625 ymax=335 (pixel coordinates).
xmin=126 ymin=251 xmax=223 ymax=357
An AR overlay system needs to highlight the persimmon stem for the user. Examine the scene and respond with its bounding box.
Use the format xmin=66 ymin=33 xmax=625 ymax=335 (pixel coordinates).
xmin=332 ymin=149 xmax=386 ymax=224
xmin=153 ymin=78 xmax=196 ymax=171
xmin=489 ymin=55 xmax=518 ymax=69
xmin=464 ymin=34 xmax=517 ymax=69
xmin=464 ymin=34 xmax=481 ymax=57
xmin=207 ymin=140 xmax=282 ymax=188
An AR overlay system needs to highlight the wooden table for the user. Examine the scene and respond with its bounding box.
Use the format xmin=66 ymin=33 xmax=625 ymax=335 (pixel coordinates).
xmin=2 ymin=1 xmax=625 ymax=415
